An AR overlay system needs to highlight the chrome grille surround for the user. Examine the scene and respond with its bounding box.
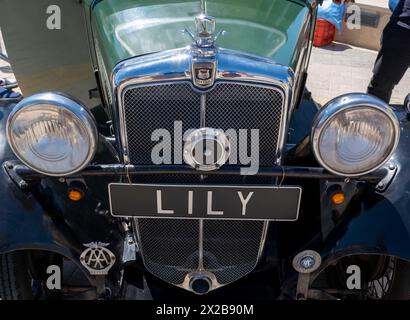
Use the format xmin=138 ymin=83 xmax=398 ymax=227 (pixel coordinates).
xmin=112 ymin=48 xmax=294 ymax=164
xmin=112 ymin=48 xmax=294 ymax=293
xmin=122 ymin=82 xmax=284 ymax=166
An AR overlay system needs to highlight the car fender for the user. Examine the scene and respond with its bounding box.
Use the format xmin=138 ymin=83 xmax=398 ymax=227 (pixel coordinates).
xmin=0 ymin=100 xmax=122 ymax=287
xmin=0 ymin=100 xmax=83 ymax=257
xmin=319 ymin=106 xmax=410 ymax=267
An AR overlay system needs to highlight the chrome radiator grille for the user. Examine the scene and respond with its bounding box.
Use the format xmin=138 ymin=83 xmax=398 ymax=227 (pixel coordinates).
xmin=122 ymin=81 xmax=285 ymax=290
xmin=122 ymin=82 xmax=284 ymax=166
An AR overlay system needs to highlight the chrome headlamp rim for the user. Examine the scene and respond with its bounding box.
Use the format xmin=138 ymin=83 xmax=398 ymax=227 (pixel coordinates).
xmin=311 ymin=93 xmax=400 ymax=177
xmin=6 ymin=92 xmax=98 ymax=177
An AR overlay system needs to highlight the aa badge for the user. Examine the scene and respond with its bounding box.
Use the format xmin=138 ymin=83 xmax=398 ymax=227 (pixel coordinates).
xmin=80 ymin=242 xmax=116 ymax=275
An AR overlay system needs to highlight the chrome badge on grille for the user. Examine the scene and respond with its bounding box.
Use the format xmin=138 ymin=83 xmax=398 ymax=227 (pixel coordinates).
xmin=192 ymin=61 xmax=216 ymax=88
xmin=184 ymin=127 xmax=230 ymax=171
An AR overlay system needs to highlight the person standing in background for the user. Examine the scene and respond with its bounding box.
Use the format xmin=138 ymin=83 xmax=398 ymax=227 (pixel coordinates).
xmin=367 ymin=0 xmax=410 ymax=104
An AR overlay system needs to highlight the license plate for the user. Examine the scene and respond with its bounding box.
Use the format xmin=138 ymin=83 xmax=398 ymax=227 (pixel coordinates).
xmin=109 ymin=183 xmax=301 ymax=221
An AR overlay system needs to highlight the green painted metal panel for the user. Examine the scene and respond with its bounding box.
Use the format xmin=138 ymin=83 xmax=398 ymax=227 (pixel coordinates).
xmin=91 ymin=0 xmax=311 ymax=72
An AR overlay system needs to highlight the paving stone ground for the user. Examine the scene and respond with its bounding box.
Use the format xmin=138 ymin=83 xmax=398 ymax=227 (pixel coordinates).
xmin=307 ymin=42 xmax=410 ymax=105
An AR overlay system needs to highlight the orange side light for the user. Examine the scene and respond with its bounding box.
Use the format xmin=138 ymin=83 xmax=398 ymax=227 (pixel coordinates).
xmin=331 ymin=192 xmax=345 ymax=205
xmin=68 ymin=189 xmax=84 ymax=202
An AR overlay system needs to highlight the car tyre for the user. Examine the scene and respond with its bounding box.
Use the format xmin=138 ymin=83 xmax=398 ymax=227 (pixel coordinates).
xmin=0 ymin=252 xmax=34 ymax=300
xmin=379 ymin=259 xmax=410 ymax=300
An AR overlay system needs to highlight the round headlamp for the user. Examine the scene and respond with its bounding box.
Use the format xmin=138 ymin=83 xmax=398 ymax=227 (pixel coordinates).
xmin=7 ymin=93 xmax=98 ymax=176
xmin=311 ymin=93 xmax=400 ymax=177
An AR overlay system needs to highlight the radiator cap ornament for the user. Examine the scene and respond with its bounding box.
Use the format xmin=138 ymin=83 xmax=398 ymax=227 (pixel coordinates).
xmin=184 ymin=127 xmax=230 ymax=171
xmin=190 ymin=14 xmax=217 ymax=88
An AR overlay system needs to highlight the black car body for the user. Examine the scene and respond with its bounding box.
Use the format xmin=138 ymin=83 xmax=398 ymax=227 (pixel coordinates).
xmin=0 ymin=0 xmax=410 ymax=300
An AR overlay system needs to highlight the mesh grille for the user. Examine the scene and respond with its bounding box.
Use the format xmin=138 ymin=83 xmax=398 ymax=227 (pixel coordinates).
xmin=137 ymin=219 xmax=199 ymax=284
xmin=137 ymin=219 xmax=265 ymax=286
xmin=123 ymin=82 xmax=283 ymax=166
xmin=203 ymin=220 xmax=265 ymax=284
xmin=123 ymin=83 xmax=200 ymax=164
xmin=206 ymin=83 xmax=283 ymax=166
xmin=122 ymin=82 xmax=284 ymax=289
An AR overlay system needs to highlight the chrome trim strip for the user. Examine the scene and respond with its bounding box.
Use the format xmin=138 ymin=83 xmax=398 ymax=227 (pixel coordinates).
xmin=200 ymin=94 xmax=206 ymax=128
xmin=199 ymin=93 xmax=206 ymax=273
xmin=258 ymin=221 xmax=270 ymax=260
xmin=198 ymin=219 xmax=204 ymax=270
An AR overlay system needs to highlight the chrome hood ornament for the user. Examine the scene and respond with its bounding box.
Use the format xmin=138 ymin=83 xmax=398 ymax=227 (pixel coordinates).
xmin=186 ymin=14 xmax=225 ymax=89
xmin=194 ymin=14 xmax=216 ymax=48
xmin=185 ymin=14 xmax=225 ymax=49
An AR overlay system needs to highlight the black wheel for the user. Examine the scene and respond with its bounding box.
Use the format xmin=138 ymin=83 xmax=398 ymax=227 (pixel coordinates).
xmin=0 ymin=252 xmax=34 ymax=300
xmin=1 ymin=250 xmax=97 ymax=300
xmin=367 ymin=258 xmax=410 ymax=300
xmin=330 ymin=255 xmax=410 ymax=300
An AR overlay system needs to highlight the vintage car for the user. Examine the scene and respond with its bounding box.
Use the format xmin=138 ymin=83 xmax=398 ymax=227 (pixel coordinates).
xmin=0 ymin=0 xmax=410 ymax=300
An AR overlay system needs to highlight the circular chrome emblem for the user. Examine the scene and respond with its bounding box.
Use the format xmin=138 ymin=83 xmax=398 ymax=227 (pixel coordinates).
xmin=292 ymin=250 xmax=322 ymax=274
xmin=184 ymin=128 xmax=230 ymax=171
xmin=300 ymin=256 xmax=316 ymax=270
